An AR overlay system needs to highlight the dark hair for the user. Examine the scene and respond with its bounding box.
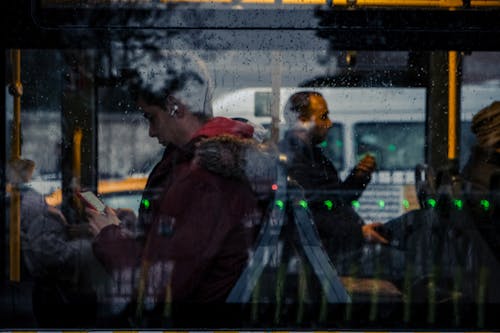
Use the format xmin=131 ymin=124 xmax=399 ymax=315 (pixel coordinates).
xmin=128 ymin=73 xmax=166 ymax=109
xmin=124 ymin=50 xmax=213 ymax=116
xmin=283 ymin=91 xmax=324 ymax=124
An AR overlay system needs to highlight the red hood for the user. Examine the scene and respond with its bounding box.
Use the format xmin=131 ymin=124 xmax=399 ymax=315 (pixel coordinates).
xmin=191 ymin=117 xmax=254 ymax=140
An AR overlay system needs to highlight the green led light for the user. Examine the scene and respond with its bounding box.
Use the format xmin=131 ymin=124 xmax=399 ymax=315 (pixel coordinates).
xmin=388 ymin=144 xmax=397 ymax=152
xmin=378 ymin=200 xmax=385 ymax=209
xmin=141 ymin=199 xmax=151 ymax=209
xmin=335 ymin=140 xmax=343 ymax=148
xmin=319 ymin=140 xmax=328 ymax=148
xmin=275 ymin=200 xmax=284 ymax=210
xmin=480 ymin=199 xmax=490 ymax=211
xmin=299 ymin=200 xmax=308 ymax=209
xmin=427 ymin=198 xmax=437 ymax=208
xmin=402 ymin=199 xmax=410 ymax=209
xmin=324 ymin=200 xmax=333 ymax=210
xmin=352 ymin=200 xmax=360 ymax=209
xmin=453 ymin=199 xmax=463 ymax=210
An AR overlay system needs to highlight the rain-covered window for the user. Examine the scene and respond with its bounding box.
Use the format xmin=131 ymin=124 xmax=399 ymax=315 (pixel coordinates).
xmin=4 ymin=1 xmax=500 ymax=330
xmin=355 ymin=122 xmax=425 ymax=170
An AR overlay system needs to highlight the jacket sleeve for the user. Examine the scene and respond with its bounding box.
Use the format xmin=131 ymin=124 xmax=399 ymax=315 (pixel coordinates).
xmin=341 ymin=168 xmax=372 ymax=201
xmin=311 ymin=202 xmax=365 ymax=255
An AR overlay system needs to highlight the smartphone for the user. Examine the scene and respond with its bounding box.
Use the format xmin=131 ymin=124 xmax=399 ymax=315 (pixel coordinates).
xmin=78 ymin=191 xmax=106 ymax=213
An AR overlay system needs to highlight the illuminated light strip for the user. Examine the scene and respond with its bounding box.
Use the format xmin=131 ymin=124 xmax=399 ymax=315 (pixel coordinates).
xmin=448 ymin=50 xmax=458 ymax=160
xmin=241 ymin=0 xmax=276 ymax=3
xmin=41 ymin=0 xmax=500 ymax=5
xmin=161 ymin=0 xmax=232 ymax=3
xmin=98 ymin=177 xmax=147 ymax=193
xmin=45 ymin=177 xmax=147 ymax=207
xmin=44 ymin=0 xmax=154 ymax=4
xmin=471 ymin=0 xmax=500 ymax=5
xmin=109 ymin=0 xmax=152 ymax=3
xmin=283 ymin=0 xmax=327 ymax=4
xmin=7 ymin=331 xmax=496 ymax=333
xmin=333 ymin=0 xmax=464 ymax=6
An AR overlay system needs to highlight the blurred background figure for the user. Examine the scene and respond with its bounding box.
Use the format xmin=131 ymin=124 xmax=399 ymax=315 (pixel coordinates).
xmin=461 ymin=100 xmax=500 ymax=261
xmin=7 ymin=158 xmax=109 ymax=328
xmin=280 ymin=91 xmax=386 ymax=270
xmin=462 ymin=100 xmax=500 ymax=193
xmin=7 ymin=158 xmax=68 ymax=279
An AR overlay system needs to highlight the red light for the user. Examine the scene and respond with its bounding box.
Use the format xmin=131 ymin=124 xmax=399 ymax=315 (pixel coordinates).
xmin=271 ymin=184 xmax=278 ymax=191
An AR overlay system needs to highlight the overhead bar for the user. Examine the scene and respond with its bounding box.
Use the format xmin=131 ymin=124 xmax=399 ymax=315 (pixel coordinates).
xmin=330 ymin=0 xmax=500 ymax=6
xmin=41 ymin=0 xmax=500 ymax=6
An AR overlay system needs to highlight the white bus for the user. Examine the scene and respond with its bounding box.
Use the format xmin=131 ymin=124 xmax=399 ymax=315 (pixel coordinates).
xmin=213 ymin=84 xmax=500 ymax=221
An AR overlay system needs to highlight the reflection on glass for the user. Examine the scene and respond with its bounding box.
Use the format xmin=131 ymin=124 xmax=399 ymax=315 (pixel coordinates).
xmin=3 ymin=44 xmax=500 ymax=329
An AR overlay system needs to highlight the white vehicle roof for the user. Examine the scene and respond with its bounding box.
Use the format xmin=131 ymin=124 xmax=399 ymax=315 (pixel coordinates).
xmin=213 ymin=85 xmax=499 ymax=126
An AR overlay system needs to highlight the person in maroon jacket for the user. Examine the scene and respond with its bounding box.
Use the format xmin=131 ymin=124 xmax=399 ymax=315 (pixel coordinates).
xmin=86 ymin=51 xmax=262 ymax=325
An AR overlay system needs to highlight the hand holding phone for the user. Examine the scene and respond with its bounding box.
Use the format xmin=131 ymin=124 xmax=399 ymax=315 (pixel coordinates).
xmin=356 ymin=154 xmax=377 ymax=174
xmin=78 ymin=191 xmax=106 ymax=213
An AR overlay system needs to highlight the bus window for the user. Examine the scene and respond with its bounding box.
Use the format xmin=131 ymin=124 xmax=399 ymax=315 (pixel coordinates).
xmin=321 ymin=123 xmax=344 ymax=171
xmin=355 ymin=120 xmax=480 ymax=171
xmin=354 ymin=122 xmax=425 ymax=171
xmin=7 ymin=50 xmax=64 ymax=196
xmin=4 ymin=0 xmax=500 ymax=327
xmin=97 ymin=86 xmax=161 ymax=179
xmin=254 ymin=91 xmax=272 ymax=117
xmin=6 ymin=47 xmax=500 ymax=332
xmin=461 ymin=120 xmax=476 ymax=167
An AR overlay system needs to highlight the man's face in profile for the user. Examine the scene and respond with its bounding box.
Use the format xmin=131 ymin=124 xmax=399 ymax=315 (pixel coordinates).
xmin=307 ymin=94 xmax=332 ymax=144
xmin=138 ymin=97 xmax=179 ymax=147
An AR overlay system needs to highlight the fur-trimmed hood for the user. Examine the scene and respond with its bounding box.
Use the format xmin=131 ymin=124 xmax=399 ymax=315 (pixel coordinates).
xmin=195 ymin=135 xmax=278 ymax=200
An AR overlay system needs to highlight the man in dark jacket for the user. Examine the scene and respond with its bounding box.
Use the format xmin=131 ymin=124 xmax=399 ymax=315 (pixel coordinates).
xmin=461 ymin=100 xmax=500 ymax=262
xmin=279 ymin=91 xmax=387 ymax=266
xmin=86 ymin=51 xmax=261 ymax=324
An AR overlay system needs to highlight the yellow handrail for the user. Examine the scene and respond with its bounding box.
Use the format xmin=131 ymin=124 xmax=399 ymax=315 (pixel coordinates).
xmin=330 ymin=0 xmax=500 ymax=6
xmin=73 ymin=128 xmax=83 ymax=185
xmin=448 ymin=51 xmax=458 ymax=160
xmin=9 ymin=49 xmax=22 ymax=282
xmin=158 ymin=0 xmax=500 ymax=5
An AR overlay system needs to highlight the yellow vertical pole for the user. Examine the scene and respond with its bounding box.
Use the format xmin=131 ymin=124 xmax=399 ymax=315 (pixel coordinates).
xmin=9 ymin=49 xmax=22 ymax=282
xmin=73 ymin=128 xmax=83 ymax=185
xmin=448 ymin=50 xmax=458 ymax=160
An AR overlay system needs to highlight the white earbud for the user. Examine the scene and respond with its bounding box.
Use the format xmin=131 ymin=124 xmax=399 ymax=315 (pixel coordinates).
xmin=170 ymin=104 xmax=178 ymax=116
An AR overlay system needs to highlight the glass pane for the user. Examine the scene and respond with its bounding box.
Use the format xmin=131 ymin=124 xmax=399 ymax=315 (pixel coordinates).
xmin=321 ymin=123 xmax=344 ymax=171
xmin=4 ymin=37 xmax=500 ymax=332
xmin=254 ymin=91 xmax=272 ymax=117
xmin=354 ymin=122 xmax=425 ymax=171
